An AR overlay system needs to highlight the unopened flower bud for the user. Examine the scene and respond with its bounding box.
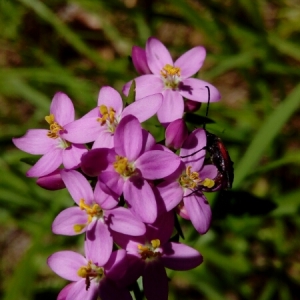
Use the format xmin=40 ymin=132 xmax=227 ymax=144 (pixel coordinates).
xmin=165 ymin=119 xmax=188 ymax=150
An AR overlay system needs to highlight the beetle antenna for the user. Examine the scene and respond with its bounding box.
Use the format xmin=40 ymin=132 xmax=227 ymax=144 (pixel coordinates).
xmin=203 ymin=86 xmax=210 ymax=130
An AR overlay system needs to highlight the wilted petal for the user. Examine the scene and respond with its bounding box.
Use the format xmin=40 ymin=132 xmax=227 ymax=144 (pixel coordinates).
xmin=105 ymin=207 xmax=146 ymax=236
xmin=27 ymin=148 xmax=62 ymax=177
xmin=13 ymin=129 xmax=55 ymax=155
xmin=146 ymin=37 xmax=173 ymax=74
xmin=114 ymin=115 xmax=142 ymax=161
xmin=135 ymin=150 xmax=181 ymax=179
xmin=52 ymin=207 xmax=88 ymax=235
xmin=97 ymin=86 xmax=123 ymax=115
xmin=180 ymin=78 xmax=221 ymax=102
xmin=161 ymin=242 xmax=203 ymax=270
xmin=175 ymin=46 xmax=206 ymax=78
xmin=61 ymin=169 xmax=94 ymax=205
xmin=143 ymin=260 xmax=168 ymax=300
xmin=50 ymin=92 xmax=75 ymax=125
xmin=122 ymin=93 xmax=162 ymax=123
xmin=62 ymin=144 xmax=87 ymax=170
xmin=123 ymin=178 xmax=157 ymax=223
xmin=157 ymin=90 xmax=184 ymax=125
xmin=86 ymin=221 xmax=113 ymax=266
xmin=184 ymin=192 xmax=211 ymax=234
xmin=47 ymin=251 xmax=86 ymax=281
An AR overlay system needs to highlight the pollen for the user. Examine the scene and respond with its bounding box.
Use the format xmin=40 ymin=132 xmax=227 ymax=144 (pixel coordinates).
xmin=113 ymin=155 xmax=135 ymax=177
xmin=45 ymin=114 xmax=64 ymax=139
xmin=137 ymin=239 xmax=161 ymax=261
xmin=97 ymin=105 xmax=118 ymax=132
xmin=160 ymin=64 xmax=181 ymax=89
xmin=77 ymin=261 xmax=104 ymax=290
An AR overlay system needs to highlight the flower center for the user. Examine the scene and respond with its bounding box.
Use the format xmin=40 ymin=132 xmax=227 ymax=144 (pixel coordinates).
xmin=160 ymin=64 xmax=181 ymax=90
xmin=113 ymin=155 xmax=136 ymax=178
xmin=45 ymin=114 xmax=64 ymax=139
xmin=137 ymin=239 xmax=162 ymax=261
xmin=97 ymin=105 xmax=118 ymax=133
xmin=77 ymin=260 xmax=104 ymax=291
xmin=73 ymin=199 xmax=103 ymax=233
xmin=179 ymin=166 xmax=215 ymax=190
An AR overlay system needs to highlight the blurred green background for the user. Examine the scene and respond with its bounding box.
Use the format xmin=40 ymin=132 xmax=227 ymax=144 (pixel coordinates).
xmin=1 ymin=0 xmax=300 ymax=299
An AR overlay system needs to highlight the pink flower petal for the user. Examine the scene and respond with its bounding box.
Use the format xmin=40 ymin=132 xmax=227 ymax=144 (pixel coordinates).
xmin=157 ymin=90 xmax=184 ymax=125
xmin=132 ymin=45 xmax=152 ymax=75
xmin=94 ymin=181 xmax=118 ymax=209
xmin=123 ymin=178 xmax=157 ymax=223
xmin=180 ymin=78 xmax=221 ymax=102
xmin=66 ymin=280 xmax=98 ymax=300
xmin=97 ymin=86 xmax=123 ymax=116
xmin=156 ymin=181 xmax=183 ymax=211
xmin=114 ymin=115 xmax=142 ymax=161
xmin=26 ymin=148 xmax=62 ymax=177
xmin=122 ymin=93 xmax=163 ymax=123
xmin=98 ymin=278 xmax=132 ymax=300
xmin=135 ymin=150 xmax=181 ymax=180
xmin=50 ymin=92 xmax=75 ymax=125
xmin=92 ymin=131 xmax=114 ymax=149
xmin=143 ymin=260 xmax=168 ymax=300
xmin=52 ymin=207 xmax=88 ymax=235
xmin=98 ymin=171 xmax=124 ymax=199
xmin=161 ymin=242 xmax=203 ymax=270
xmin=86 ymin=221 xmax=113 ymax=266
xmin=175 ymin=46 xmax=206 ymax=78
xmin=61 ymin=169 xmax=94 ymax=205
xmin=62 ymin=144 xmax=87 ymax=170
xmin=183 ymin=192 xmax=211 ymax=234
xmin=13 ymin=129 xmax=55 ymax=155
xmin=36 ymin=169 xmax=65 ymax=190
xmin=47 ymin=251 xmax=86 ymax=281
xmin=104 ymin=249 xmax=127 ymax=281
xmin=105 ymin=207 xmax=146 ymax=236
xmin=57 ymin=282 xmax=75 ymax=300
xmin=146 ymin=37 xmax=173 ymax=74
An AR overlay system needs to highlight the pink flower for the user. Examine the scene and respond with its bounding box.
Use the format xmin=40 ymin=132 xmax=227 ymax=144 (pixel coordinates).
xmin=123 ymin=37 xmax=221 ymax=125
xmin=165 ymin=118 xmax=188 ymax=150
xmin=12 ymin=92 xmax=87 ymax=177
xmin=157 ymin=128 xmax=218 ymax=234
xmin=81 ymin=115 xmax=181 ymax=223
xmin=62 ymin=86 xmax=162 ymax=149
xmin=48 ymin=237 xmax=132 ymax=300
xmin=112 ymin=212 xmax=203 ymax=300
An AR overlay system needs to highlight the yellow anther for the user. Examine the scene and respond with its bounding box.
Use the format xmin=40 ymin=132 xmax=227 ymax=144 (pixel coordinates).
xmin=97 ymin=105 xmax=116 ymax=126
xmin=77 ymin=266 xmax=89 ymax=277
xmin=74 ymin=224 xmax=86 ymax=233
xmin=202 ymin=178 xmax=215 ymax=188
xmin=137 ymin=239 xmax=161 ymax=260
xmin=45 ymin=114 xmax=63 ymax=139
xmin=161 ymin=64 xmax=181 ymax=77
xmin=113 ymin=155 xmax=135 ymax=177
xmin=151 ymin=239 xmax=160 ymax=249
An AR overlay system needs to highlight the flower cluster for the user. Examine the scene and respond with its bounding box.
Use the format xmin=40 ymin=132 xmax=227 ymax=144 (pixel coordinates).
xmin=13 ymin=37 xmax=226 ymax=300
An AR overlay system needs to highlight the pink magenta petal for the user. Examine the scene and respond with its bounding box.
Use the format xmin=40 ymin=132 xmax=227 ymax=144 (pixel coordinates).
xmin=105 ymin=207 xmax=146 ymax=236
xmin=200 ymin=164 xmax=218 ymax=180
xmin=50 ymin=92 xmax=75 ymax=125
xmin=104 ymin=249 xmax=127 ymax=281
xmin=132 ymin=45 xmax=151 ymax=75
xmin=146 ymin=37 xmax=173 ymax=74
xmin=98 ymin=171 xmax=124 ymax=199
xmin=99 ymin=278 xmax=132 ymax=300
xmin=66 ymin=280 xmax=98 ymax=300
xmin=184 ymin=192 xmax=211 ymax=234
xmin=26 ymin=148 xmax=63 ymax=177
xmin=180 ymin=128 xmax=206 ymax=170
xmin=97 ymin=86 xmax=123 ymax=115
xmin=47 ymin=251 xmax=86 ymax=281
xmin=36 ymin=169 xmax=65 ymax=190
xmin=123 ymin=178 xmax=157 ymax=223
xmin=141 ymin=129 xmax=156 ymax=152
xmin=157 ymin=90 xmax=184 ymax=125
xmin=81 ymin=148 xmax=114 ymax=177
xmin=92 ymin=131 xmax=114 ymax=149
xmin=94 ymin=181 xmax=118 ymax=209
xmin=143 ymin=260 xmax=168 ymax=300
xmin=57 ymin=282 xmax=75 ymax=300
xmin=61 ymin=169 xmax=94 ymax=205
xmin=123 ymin=75 xmax=163 ymax=100
xmin=114 ymin=115 xmax=142 ymax=161
xmin=135 ymin=150 xmax=181 ymax=179
xmin=165 ymin=118 xmax=189 ymax=150
xmin=175 ymin=46 xmax=206 ymax=78
xmin=180 ymin=78 xmax=221 ymax=102
xmin=52 ymin=207 xmax=88 ymax=235
xmin=86 ymin=221 xmax=113 ymax=266
xmin=156 ymin=181 xmax=183 ymax=211
xmin=62 ymin=144 xmax=87 ymax=170
xmin=122 ymin=93 xmax=163 ymax=123
xmin=13 ymin=129 xmax=56 ymax=155
xmin=62 ymin=117 xmax=101 ymax=144
xmin=161 ymin=242 xmax=203 ymax=270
